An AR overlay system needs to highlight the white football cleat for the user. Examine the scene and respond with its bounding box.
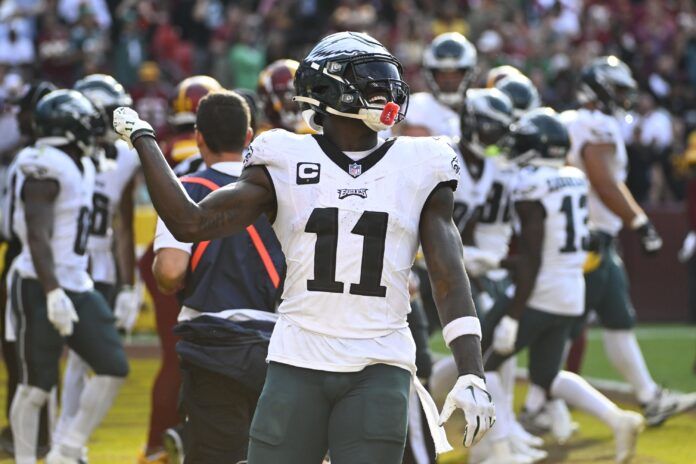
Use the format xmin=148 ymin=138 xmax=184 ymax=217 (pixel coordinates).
xmin=612 ymin=410 xmax=644 ymax=463
xmin=479 ymin=439 xmax=535 ymax=464
xmin=45 ymin=446 xmax=85 ymax=464
xmin=545 ymin=399 xmax=579 ymax=444
xmin=642 ymin=389 xmax=696 ymax=427
xmin=511 ymin=419 xmax=545 ymax=448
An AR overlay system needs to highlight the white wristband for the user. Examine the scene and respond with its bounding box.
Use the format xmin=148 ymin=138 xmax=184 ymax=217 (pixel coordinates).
xmin=630 ymin=213 xmax=648 ymax=230
xmin=442 ymin=316 xmax=482 ymax=347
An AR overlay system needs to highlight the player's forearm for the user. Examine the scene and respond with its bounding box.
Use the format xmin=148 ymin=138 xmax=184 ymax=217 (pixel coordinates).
xmin=592 ymin=176 xmax=643 ymax=226
xmin=508 ymin=254 xmax=540 ymax=320
xmin=27 ymin=231 xmax=59 ymax=293
xmin=116 ymin=181 xmax=136 ymax=286
xmin=132 ymin=136 xmax=207 ymax=241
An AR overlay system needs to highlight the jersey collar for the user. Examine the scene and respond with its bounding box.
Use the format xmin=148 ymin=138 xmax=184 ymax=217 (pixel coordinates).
xmin=312 ymin=134 xmax=396 ymax=178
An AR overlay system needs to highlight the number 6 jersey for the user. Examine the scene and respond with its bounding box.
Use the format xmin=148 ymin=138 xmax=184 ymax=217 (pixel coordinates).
xmin=245 ymin=129 xmax=459 ymax=373
xmin=12 ymin=144 xmax=95 ymax=292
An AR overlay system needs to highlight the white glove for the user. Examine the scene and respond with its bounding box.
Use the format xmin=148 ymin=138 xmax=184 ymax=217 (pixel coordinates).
xmin=114 ymin=286 xmax=140 ymax=333
xmin=46 ymin=288 xmax=79 ymax=337
xmin=678 ymin=231 xmax=696 ymax=263
xmin=463 ymin=246 xmax=500 ymax=277
xmin=439 ymin=374 xmax=495 ymax=447
xmin=492 ymin=315 xmax=518 ymax=355
xmin=112 ymin=107 xmax=155 ymax=149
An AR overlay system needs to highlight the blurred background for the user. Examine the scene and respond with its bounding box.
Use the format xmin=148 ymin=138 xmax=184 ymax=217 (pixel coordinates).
xmin=0 ymin=0 xmax=694 ymax=322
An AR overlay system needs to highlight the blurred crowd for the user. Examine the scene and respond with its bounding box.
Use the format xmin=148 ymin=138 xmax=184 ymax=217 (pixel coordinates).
xmin=0 ymin=0 xmax=696 ymax=202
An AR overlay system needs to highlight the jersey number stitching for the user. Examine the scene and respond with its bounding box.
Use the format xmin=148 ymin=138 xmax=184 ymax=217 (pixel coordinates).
xmin=305 ymin=207 xmax=388 ymax=297
xmin=89 ymin=192 xmax=110 ymax=237
xmin=73 ymin=207 xmax=91 ymax=255
xmin=559 ymin=194 xmax=589 ymax=253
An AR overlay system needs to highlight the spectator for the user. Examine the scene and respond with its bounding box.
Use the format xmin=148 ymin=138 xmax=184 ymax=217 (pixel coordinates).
xmin=228 ymin=23 xmax=265 ymax=90
xmin=129 ymin=61 xmax=171 ymax=136
xmin=0 ymin=24 xmax=35 ymax=68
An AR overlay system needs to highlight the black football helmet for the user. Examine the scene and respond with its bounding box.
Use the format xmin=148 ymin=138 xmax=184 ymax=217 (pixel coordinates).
xmin=502 ymin=107 xmax=570 ymax=165
xmin=33 ymin=89 xmax=103 ymax=156
xmin=9 ymin=80 xmax=57 ymax=138
xmin=578 ymin=55 xmax=637 ymax=114
xmin=494 ymin=74 xmax=541 ymax=119
xmin=460 ymin=88 xmax=514 ymax=158
xmin=294 ymin=31 xmax=409 ymax=132
xmin=422 ymin=32 xmax=477 ymax=109
xmin=74 ymin=74 xmax=132 ymax=129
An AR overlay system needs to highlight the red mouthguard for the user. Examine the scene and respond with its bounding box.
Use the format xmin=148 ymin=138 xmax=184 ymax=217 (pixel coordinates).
xmin=380 ymin=102 xmax=399 ymax=126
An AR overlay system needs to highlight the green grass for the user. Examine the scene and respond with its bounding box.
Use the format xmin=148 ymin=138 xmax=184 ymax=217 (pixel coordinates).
xmin=431 ymin=324 xmax=696 ymax=392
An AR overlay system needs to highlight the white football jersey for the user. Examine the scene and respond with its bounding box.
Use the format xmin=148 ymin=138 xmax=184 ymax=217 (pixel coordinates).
xmin=88 ymin=140 xmax=140 ymax=284
xmin=13 ymin=145 xmax=95 ymax=292
xmin=562 ymin=108 xmax=627 ymax=236
xmin=474 ymin=157 xmax=516 ymax=266
xmin=404 ymin=92 xmax=460 ymax=137
xmin=245 ymin=129 xmax=459 ymax=372
xmin=512 ymin=165 xmax=589 ymax=316
xmin=450 ymin=142 xmax=495 ymax=235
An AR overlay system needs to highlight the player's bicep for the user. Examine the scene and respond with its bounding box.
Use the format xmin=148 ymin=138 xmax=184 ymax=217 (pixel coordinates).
xmin=514 ymin=200 xmax=545 ymax=261
xmin=581 ymin=143 xmax=616 ymax=189
xmin=23 ymin=177 xmax=59 ymax=235
xmin=193 ymin=166 xmax=275 ymax=239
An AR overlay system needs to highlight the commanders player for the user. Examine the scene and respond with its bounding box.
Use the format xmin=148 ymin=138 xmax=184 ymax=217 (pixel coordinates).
xmin=9 ymin=90 xmax=128 ymax=464
xmin=563 ymin=56 xmax=696 ymax=425
xmin=401 ymin=32 xmax=477 ymax=137
xmin=53 ymin=74 xmax=141 ymax=451
xmin=482 ymin=109 xmax=644 ymax=464
xmin=152 ymin=90 xmax=284 ymax=463
xmin=138 ymin=75 xmax=222 ymax=463
xmin=115 ymin=31 xmax=494 ymax=464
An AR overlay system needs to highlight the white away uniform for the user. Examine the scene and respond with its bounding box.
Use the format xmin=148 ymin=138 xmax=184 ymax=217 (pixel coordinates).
xmin=511 ymin=164 xmax=589 ymax=316
xmin=562 ymin=108 xmax=627 ymax=236
xmin=88 ymin=140 xmax=139 ymax=285
xmin=450 ymin=142 xmax=495 ymax=235
xmin=245 ymin=129 xmax=459 ymax=373
xmin=12 ymin=144 xmax=95 ymax=292
xmin=404 ymin=92 xmax=460 ymax=137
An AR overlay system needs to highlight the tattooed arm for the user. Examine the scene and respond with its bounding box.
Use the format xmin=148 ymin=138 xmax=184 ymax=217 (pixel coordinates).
xmin=132 ymin=136 xmax=275 ymax=242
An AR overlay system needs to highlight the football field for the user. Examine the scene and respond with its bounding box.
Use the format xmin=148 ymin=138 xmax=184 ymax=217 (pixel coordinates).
xmin=0 ymin=325 xmax=693 ymax=463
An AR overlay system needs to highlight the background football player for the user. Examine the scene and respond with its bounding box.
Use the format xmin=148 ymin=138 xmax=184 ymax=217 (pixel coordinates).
xmin=53 ymin=74 xmax=141 ymax=453
xmin=9 ymin=90 xmax=128 ymax=464
xmin=562 ymin=56 xmax=696 ymax=426
xmin=481 ymin=109 xmax=644 ymax=464
xmin=114 ymin=31 xmax=495 ymax=464
xmin=400 ymin=32 xmax=477 ymax=137
xmin=257 ymin=59 xmax=312 ymax=134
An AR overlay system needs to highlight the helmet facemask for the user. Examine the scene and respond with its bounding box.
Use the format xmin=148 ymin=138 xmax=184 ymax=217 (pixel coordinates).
xmin=295 ymin=56 xmax=410 ymax=133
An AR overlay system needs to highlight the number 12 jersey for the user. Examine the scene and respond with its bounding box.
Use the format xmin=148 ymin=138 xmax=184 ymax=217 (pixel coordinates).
xmin=245 ymin=129 xmax=459 ymax=373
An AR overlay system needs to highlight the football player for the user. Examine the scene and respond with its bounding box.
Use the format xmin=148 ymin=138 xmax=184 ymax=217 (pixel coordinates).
xmin=9 ymin=90 xmax=128 ymax=464
xmin=52 ymin=74 xmax=141 ymax=452
xmin=562 ymin=56 xmax=696 ymax=425
xmin=493 ymin=73 xmax=541 ymax=119
xmin=0 ymin=81 xmax=57 ymax=456
xmin=257 ymin=59 xmax=312 ymax=133
xmin=114 ymin=31 xmax=494 ymax=464
xmin=137 ymin=75 xmax=222 ymax=463
xmin=482 ymin=109 xmax=644 ymax=464
xmin=400 ymin=32 xmax=476 ymax=137
xmin=485 ymin=65 xmax=523 ymax=89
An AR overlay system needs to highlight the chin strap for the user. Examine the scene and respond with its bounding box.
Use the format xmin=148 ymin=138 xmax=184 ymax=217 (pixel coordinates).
xmin=293 ymin=96 xmax=399 ymax=132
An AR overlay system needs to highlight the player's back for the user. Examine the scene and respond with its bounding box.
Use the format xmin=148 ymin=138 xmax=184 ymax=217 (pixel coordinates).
xmin=245 ymin=129 xmax=459 ymax=339
xmin=512 ymin=164 xmax=589 ymax=316
xmin=12 ymin=144 xmax=95 ymax=291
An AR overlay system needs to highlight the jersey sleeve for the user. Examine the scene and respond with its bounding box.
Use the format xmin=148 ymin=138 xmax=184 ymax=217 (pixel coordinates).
xmin=427 ymin=137 xmax=460 ymax=191
xmin=153 ymin=217 xmax=193 ymax=253
xmin=14 ymin=146 xmax=65 ymax=181
xmin=243 ymin=129 xmax=286 ymax=169
xmin=511 ymin=167 xmax=549 ymax=203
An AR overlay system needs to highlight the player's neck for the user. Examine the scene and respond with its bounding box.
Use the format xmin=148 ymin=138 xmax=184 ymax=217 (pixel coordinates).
xmin=322 ymin=116 xmax=378 ymax=152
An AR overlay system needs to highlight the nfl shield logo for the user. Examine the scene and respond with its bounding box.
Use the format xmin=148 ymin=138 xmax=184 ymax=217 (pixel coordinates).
xmin=348 ymin=162 xmax=362 ymax=178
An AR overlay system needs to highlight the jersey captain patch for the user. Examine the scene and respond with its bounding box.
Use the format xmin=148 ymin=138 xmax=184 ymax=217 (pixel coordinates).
xmin=296 ymin=162 xmax=320 ymax=184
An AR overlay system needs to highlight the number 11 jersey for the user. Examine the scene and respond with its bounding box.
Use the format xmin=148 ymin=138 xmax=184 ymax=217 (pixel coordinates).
xmin=245 ymin=129 xmax=459 ymax=372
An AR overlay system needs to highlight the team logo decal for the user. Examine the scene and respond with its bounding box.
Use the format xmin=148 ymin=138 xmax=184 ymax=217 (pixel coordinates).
xmin=348 ymin=162 xmax=362 ymax=178
xmin=451 ymin=156 xmax=461 ymax=175
xmin=296 ymin=162 xmax=321 ymax=184
xmin=337 ymin=188 xmax=368 ymax=199
xmin=242 ymin=146 xmax=253 ymax=167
